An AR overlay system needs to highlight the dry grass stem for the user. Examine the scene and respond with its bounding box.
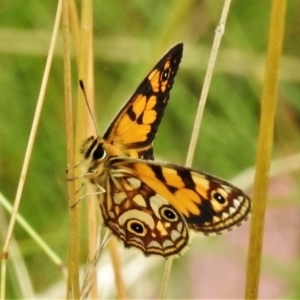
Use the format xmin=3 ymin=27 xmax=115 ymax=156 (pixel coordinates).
xmin=245 ymin=0 xmax=287 ymax=299
xmin=0 ymin=2 xmax=62 ymax=298
xmin=186 ymin=0 xmax=231 ymax=167
xmin=160 ymin=1 xmax=232 ymax=299
xmin=109 ymin=238 xmax=127 ymax=300
xmin=61 ymin=0 xmax=80 ymax=297
xmin=80 ymin=229 xmax=112 ymax=299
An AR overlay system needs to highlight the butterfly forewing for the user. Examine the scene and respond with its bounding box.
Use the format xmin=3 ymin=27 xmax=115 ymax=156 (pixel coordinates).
xmin=103 ymin=43 xmax=183 ymax=159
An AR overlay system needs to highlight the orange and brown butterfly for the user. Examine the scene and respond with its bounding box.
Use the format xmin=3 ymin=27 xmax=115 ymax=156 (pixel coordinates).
xmin=80 ymin=43 xmax=251 ymax=258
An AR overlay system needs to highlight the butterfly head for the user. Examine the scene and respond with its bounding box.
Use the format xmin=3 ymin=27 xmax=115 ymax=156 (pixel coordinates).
xmin=81 ymin=135 xmax=135 ymax=181
xmin=80 ymin=136 xmax=109 ymax=182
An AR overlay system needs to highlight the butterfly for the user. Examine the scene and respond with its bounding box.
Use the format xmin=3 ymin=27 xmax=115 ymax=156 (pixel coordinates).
xmin=80 ymin=43 xmax=251 ymax=258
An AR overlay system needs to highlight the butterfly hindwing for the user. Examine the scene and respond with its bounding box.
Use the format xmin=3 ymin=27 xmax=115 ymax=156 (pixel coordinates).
xmin=100 ymin=172 xmax=189 ymax=257
xmin=110 ymin=158 xmax=251 ymax=236
xmin=103 ymin=43 xmax=183 ymax=159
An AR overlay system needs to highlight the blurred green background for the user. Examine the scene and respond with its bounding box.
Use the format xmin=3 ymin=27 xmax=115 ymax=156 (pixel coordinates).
xmin=0 ymin=1 xmax=300 ymax=299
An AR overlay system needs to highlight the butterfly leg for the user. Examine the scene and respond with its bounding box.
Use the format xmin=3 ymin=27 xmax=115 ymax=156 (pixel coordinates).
xmin=70 ymin=184 xmax=106 ymax=208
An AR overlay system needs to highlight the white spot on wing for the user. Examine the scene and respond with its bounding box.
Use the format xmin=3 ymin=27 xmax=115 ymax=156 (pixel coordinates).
xmin=213 ymin=216 xmax=220 ymax=223
xmin=148 ymin=240 xmax=162 ymax=249
xmin=162 ymin=239 xmax=173 ymax=248
xmin=133 ymin=194 xmax=147 ymax=207
xmin=229 ymin=207 xmax=237 ymax=214
xmin=113 ymin=192 xmax=127 ymax=204
xmin=233 ymin=199 xmax=240 ymax=208
xmin=171 ymin=230 xmax=181 ymax=242
xmin=222 ymin=212 xmax=229 ymax=219
xmin=238 ymin=195 xmax=244 ymax=201
xmin=127 ymin=177 xmax=141 ymax=189
xmin=177 ymin=222 xmax=183 ymax=232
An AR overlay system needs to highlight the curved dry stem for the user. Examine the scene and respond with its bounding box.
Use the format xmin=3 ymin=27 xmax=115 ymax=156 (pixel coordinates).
xmin=80 ymin=229 xmax=112 ymax=300
xmin=185 ymin=0 xmax=231 ymax=167
xmin=160 ymin=1 xmax=232 ymax=299
xmin=159 ymin=258 xmax=173 ymax=300
xmin=0 ymin=2 xmax=62 ymax=299
xmin=109 ymin=238 xmax=127 ymax=300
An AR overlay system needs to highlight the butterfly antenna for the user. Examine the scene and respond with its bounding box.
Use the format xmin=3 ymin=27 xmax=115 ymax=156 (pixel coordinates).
xmin=79 ymin=80 xmax=100 ymax=137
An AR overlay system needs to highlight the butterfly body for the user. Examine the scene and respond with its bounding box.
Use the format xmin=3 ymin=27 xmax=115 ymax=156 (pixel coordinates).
xmin=81 ymin=43 xmax=251 ymax=258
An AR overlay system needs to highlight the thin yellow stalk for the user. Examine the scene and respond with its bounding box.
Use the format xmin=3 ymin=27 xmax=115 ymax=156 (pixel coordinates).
xmin=68 ymin=0 xmax=80 ymax=60
xmin=245 ymin=0 xmax=286 ymax=299
xmin=80 ymin=4 xmax=127 ymax=298
xmin=86 ymin=197 xmax=98 ymax=300
xmin=186 ymin=0 xmax=231 ymax=167
xmin=109 ymin=238 xmax=127 ymax=300
xmin=68 ymin=1 xmax=125 ymax=298
xmin=159 ymin=257 xmax=173 ymax=300
xmin=61 ymin=0 xmax=81 ymax=298
xmin=0 ymin=2 xmax=62 ymax=299
xmin=74 ymin=1 xmax=103 ymax=299
xmin=160 ymin=1 xmax=232 ymax=299
xmin=106 ymin=228 xmax=125 ymax=296
xmin=84 ymin=20 xmax=99 ymax=300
